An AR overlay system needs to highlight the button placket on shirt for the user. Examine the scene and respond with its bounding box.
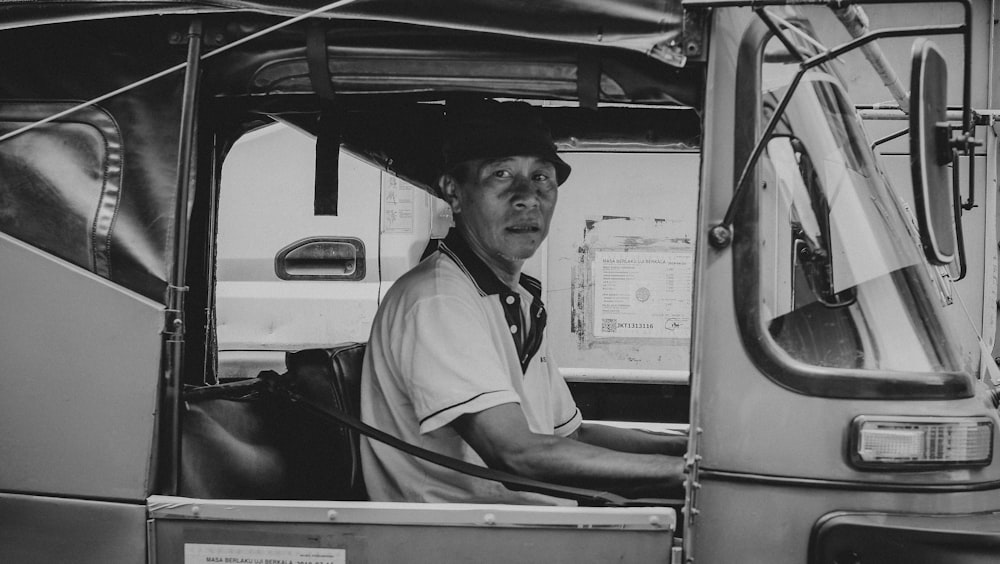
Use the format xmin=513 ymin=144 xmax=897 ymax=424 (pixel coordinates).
xmin=503 ymin=293 xmax=523 ymax=347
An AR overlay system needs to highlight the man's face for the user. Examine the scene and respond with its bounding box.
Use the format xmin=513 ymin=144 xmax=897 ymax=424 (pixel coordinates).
xmin=442 ymin=155 xmax=559 ymax=275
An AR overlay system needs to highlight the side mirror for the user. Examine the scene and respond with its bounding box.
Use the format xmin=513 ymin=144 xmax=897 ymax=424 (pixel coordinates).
xmin=909 ymin=38 xmax=960 ymax=267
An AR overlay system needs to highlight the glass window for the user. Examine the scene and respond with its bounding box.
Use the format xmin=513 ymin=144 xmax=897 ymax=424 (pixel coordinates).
xmin=745 ymin=34 xmax=967 ymax=378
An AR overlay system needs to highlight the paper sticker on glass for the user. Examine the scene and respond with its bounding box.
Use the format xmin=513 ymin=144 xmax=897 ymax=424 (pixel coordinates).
xmin=593 ymin=250 xmax=692 ymax=339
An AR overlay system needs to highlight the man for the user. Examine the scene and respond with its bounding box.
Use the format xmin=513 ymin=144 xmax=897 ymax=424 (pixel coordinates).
xmin=360 ymin=102 xmax=686 ymax=504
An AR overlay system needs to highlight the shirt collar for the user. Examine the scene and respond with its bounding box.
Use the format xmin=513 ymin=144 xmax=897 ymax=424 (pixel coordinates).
xmin=438 ymin=229 xmax=543 ymax=302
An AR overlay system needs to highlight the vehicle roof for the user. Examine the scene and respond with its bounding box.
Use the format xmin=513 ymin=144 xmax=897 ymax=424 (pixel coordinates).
xmin=0 ymin=0 xmax=702 ymax=302
xmin=0 ymin=0 xmax=689 ymax=66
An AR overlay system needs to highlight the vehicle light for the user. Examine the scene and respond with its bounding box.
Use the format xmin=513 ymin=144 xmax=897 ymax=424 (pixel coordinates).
xmin=850 ymin=416 xmax=993 ymax=469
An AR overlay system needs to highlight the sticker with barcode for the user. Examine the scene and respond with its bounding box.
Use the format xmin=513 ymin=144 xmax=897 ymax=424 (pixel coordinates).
xmin=184 ymin=543 xmax=345 ymax=564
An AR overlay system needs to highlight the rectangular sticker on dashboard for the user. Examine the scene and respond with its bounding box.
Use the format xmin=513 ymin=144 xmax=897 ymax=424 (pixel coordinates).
xmin=184 ymin=543 xmax=346 ymax=564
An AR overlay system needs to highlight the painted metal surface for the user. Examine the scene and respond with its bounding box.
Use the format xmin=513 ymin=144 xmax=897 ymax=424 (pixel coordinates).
xmin=689 ymin=3 xmax=1000 ymax=560
xmin=693 ymin=0 xmax=998 ymax=482
xmin=685 ymin=6 xmax=749 ymax=549
xmin=542 ymin=151 xmax=700 ymax=384
xmin=3 ymin=3 xmax=999 ymax=563
xmin=154 ymin=520 xmax=674 ymax=564
xmin=216 ymin=125 xmax=384 ymax=353
xmin=811 ymin=510 xmax=1000 ymax=562
xmin=0 ymin=493 xmax=147 ymax=563
xmin=148 ymin=495 xmax=675 ymax=527
xmin=0 ymin=232 xmax=163 ymax=500
xmin=691 ymin=474 xmax=1000 ymax=563
xmin=149 ymin=496 xmax=675 ymax=563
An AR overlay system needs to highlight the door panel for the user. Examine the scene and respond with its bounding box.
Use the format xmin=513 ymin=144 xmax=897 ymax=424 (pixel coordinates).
xmin=275 ymin=237 xmax=366 ymax=281
xmin=216 ymin=123 xmax=381 ymax=360
xmin=215 ymin=122 xmax=441 ymax=379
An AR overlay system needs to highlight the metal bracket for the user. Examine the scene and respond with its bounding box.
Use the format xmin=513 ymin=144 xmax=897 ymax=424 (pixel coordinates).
xmin=168 ymin=26 xmax=227 ymax=47
xmin=682 ymin=6 xmax=712 ymax=62
xmin=163 ymin=307 xmax=185 ymax=338
xmin=932 ymin=120 xmax=984 ymax=210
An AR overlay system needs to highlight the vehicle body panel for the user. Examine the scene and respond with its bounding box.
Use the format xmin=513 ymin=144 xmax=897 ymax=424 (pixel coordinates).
xmin=693 ymin=477 xmax=1000 ymax=563
xmin=148 ymin=496 xmax=676 ymax=564
xmin=214 ymin=121 xmax=450 ymax=371
xmin=1 ymin=1 xmax=999 ymax=563
xmin=0 ymin=232 xmax=162 ymax=500
xmin=542 ymin=150 xmax=699 ymax=384
xmin=811 ymin=510 xmax=1000 ymax=563
xmin=691 ymin=3 xmax=1000 ymax=559
xmin=0 ymin=493 xmax=147 ymax=564
xmin=216 ymin=124 xmax=382 ymax=365
xmin=695 ymin=2 xmax=998 ymax=483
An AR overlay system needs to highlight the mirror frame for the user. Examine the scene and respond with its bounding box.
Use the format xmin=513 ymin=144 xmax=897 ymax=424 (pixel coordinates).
xmin=909 ymin=38 xmax=958 ymax=266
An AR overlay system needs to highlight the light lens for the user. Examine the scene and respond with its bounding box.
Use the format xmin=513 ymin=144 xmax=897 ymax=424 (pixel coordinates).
xmin=852 ymin=416 xmax=993 ymax=469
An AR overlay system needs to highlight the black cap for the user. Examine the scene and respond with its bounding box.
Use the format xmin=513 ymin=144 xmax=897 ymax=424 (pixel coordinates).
xmin=441 ymin=101 xmax=571 ymax=186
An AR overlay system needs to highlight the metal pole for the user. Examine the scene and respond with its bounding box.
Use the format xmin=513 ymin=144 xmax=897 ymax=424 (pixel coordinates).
xmin=962 ymin=0 xmax=978 ymax=210
xmin=833 ymin=4 xmax=910 ymax=113
xmin=163 ymin=18 xmax=203 ymax=496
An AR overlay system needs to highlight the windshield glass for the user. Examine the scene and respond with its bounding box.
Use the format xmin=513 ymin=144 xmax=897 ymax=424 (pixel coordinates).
xmin=752 ymin=37 xmax=962 ymax=374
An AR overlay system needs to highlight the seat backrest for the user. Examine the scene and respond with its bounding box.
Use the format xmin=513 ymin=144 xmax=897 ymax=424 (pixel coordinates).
xmin=285 ymin=342 xmax=365 ymax=428
xmin=180 ymin=380 xmax=292 ymax=499
xmin=285 ymin=342 xmax=367 ymax=498
xmin=179 ymin=342 xmax=368 ymax=501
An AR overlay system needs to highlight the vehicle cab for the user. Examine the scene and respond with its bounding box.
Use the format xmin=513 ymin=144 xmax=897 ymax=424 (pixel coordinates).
xmin=1 ymin=1 xmax=999 ymax=563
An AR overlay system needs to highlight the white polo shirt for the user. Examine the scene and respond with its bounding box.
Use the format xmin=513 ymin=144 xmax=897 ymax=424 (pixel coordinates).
xmin=360 ymin=230 xmax=582 ymax=505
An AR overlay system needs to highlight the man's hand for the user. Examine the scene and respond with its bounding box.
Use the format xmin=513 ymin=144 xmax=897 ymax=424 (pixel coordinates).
xmin=452 ymin=403 xmax=686 ymax=498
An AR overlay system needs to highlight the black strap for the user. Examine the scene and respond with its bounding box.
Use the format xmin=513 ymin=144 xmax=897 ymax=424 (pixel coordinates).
xmin=577 ymin=47 xmax=601 ymax=110
xmin=313 ymin=110 xmax=340 ymax=216
xmin=257 ymin=371 xmax=678 ymax=508
xmin=307 ymin=23 xmax=340 ymax=216
xmin=307 ymin=23 xmax=336 ymax=102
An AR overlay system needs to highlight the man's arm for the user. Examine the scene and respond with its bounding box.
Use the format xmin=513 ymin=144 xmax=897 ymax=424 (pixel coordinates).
xmin=569 ymin=422 xmax=688 ymax=457
xmin=452 ymin=403 xmax=685 ymax=498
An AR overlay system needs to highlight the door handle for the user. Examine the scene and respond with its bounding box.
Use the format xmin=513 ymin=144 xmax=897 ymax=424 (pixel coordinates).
xmin=275 ymin=237 xmax=366 ymax=280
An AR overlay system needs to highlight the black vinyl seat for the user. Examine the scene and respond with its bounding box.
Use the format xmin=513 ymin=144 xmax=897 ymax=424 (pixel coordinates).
xmin=285 ymin=342 xmax=367 ymax=499
xmin=179 ymin=342 xmax=368 ymax=501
